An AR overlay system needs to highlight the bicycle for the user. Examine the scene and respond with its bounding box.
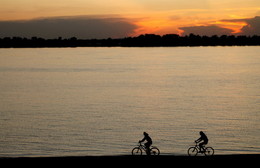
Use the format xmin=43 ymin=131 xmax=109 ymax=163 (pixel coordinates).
xmin=187 ymin=142 xmax=214 ymax=156
xmin=132 ymin=142 xmax=160 ymax=155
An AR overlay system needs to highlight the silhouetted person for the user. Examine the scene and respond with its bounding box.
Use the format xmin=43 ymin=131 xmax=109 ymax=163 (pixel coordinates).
xmin=139 ymin=132 xmax=153 ymax=155
xmin=195 ymin=131 xmax=208 ymax=152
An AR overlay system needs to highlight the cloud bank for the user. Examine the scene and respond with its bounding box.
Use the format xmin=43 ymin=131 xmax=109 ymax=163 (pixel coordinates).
xmin=180 ymin=16 xmax=260 ymax=36
xmin=0 ymin=15 xmax=259 ymax=38
xmin=0 ymin=16 xmax=137 ymax=39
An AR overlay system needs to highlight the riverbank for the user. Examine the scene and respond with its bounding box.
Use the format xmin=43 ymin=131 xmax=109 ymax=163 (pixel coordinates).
xmin=1 ymin=34 xmax=259 ymax=48
xmin=1 ymin=154 xmax=259 ymax=166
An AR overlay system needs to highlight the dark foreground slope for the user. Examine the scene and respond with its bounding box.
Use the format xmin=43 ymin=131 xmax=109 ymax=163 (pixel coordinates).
xmin=1 ymin=155 xmax=259 ymax=166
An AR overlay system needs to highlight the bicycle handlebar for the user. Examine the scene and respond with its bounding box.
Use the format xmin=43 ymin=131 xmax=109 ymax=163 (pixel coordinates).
xmin=193 ymin=141 xmax=199 ymax=146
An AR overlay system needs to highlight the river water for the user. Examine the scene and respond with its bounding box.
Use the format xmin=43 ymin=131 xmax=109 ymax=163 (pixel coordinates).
xmin=0 ymin=47 xmax=259 ymax=156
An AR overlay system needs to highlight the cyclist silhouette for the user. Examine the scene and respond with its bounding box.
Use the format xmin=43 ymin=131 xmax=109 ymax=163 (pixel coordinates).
xmin=195 ymin=131 xmax=208 ymax=153
xmin=139 ymin=132 xmax=153 ymax=155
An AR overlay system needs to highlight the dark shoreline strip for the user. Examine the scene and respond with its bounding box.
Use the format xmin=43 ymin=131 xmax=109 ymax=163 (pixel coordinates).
xmin=0 ymin=154 xmax=259 ymax=166
xmin=1 ymin=34 xmax=260 ymax=48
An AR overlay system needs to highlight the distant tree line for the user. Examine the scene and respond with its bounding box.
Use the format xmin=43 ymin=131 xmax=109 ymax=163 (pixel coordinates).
xmin=0 ymin=34 xmax=259 ymax=48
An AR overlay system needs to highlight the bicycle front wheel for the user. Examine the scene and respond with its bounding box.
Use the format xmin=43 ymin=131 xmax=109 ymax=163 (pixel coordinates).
xmin=132 ymin=147 xmax=142 ymax=155
xmin=205 ymin=147 xmax=214 ymax=156
xmin=150 ymin=147 xmax=160 ymax=155
xmin=188 ymin=147 xmax=198 ymax=156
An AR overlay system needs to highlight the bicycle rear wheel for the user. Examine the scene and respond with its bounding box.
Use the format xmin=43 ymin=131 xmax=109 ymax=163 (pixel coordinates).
xmin=150 ymin=147 xmax=160 ymax=155
xmin=132 ymin=147 xmax=142 ymax=155
xmin=205 ymin=147 xmax=214 ymax=156
xmin=188 ymin=147 xmax=198 ymax=156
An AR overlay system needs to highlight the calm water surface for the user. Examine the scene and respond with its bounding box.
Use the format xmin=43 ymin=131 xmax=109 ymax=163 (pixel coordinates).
xmin=0 ymin=47 xmax=259 ymax=156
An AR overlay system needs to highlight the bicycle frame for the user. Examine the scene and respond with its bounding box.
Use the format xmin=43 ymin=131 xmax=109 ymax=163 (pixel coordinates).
xmin=188 ymin=142 xmax=214 ymax=156
xmin=137 ymin=142 xmax=149 ymax=152
xmin=194 ymin=142 xmax=205 ymax=152
xmin=132 ymin=142 xmax=160 ymax=155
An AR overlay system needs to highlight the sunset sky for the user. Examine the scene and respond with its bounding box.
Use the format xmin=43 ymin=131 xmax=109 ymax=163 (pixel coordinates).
xmin=0 ymin=0 xmax=259 ymax=38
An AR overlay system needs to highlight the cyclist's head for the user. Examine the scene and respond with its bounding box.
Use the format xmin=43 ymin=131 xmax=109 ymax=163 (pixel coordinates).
xmin=200 ymin=131 xmax=203 ymax=135
xmin=143 ymin=132 xmax=148 ymax=136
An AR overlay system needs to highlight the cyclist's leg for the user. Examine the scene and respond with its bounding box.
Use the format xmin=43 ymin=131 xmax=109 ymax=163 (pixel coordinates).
xmin=145 ymin=142 xmax=151 ymax=155
xmin=198 ymin=142 xmax=203 ymax=152
xmin=199 ymin=142 xmax=206 ymax=152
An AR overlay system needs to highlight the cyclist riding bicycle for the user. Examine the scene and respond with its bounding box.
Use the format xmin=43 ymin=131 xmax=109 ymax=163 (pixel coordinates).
xmin=195 ymin=131 xmax=208 ymax=153
xmin=139 ymin=132 xmax=152 ymax=155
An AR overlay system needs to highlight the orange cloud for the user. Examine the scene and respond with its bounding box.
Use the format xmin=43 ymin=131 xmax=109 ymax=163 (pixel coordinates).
xmin=214 ymin=21 xmax=248 ymax=34
xmin=220 ymin=16 xmax=260 ymax=35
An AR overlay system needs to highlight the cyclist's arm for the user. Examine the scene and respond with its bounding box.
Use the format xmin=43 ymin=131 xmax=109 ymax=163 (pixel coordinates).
xmin=139 ymin=137 xmax=146 ymax=143
xmin=195 ymin=137 xmax=202 ymax=143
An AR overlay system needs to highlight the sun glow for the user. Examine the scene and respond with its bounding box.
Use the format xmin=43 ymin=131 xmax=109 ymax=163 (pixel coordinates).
xmin=133 ymin=18 xmax=173 ymax=36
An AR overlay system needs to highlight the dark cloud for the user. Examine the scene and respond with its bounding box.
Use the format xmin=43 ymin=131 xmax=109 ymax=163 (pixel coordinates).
xmin=179 ymin=25 xmax=233 ymax=36
xmin=222 ymin=16 xmax=260 ymax=36
xmin=0 ymin=16 xmax=138 ymax=39
xmin=180 ymin=16 xmax=260 ymax=36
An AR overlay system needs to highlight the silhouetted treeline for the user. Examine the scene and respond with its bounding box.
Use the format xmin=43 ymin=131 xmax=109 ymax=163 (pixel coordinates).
xmin=0 ymin=34 xmax=259 ymax=48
